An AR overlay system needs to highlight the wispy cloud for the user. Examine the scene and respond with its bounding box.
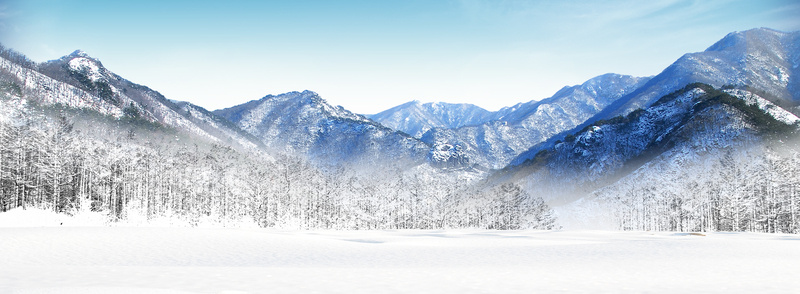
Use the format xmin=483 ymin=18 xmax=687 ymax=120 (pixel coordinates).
xmin=0 ymin=3 xmax=21 ymax=34
xmin=451 ymin=0 xmax=708 ymax=40
xmin=0 ymin=3 xmax=9 ymax=17
xmin=0 ymin=4 xmax=8 ymax=32
xmin=453 ymin=0 xmax=554 ymax=22
xmin=756 ymin=2 xmax=800 ymax=30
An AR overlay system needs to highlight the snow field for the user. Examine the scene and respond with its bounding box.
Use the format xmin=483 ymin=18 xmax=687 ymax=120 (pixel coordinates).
xmin=1 ymin=221 xmax=799 ymax=293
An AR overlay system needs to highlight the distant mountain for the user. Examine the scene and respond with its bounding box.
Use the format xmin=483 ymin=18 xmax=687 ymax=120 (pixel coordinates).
xmin=369 ymin=101 xmax=493 ymax=138
xmin=418 ymin=73 xmax=649 ymax=169
xmin=0 ymin=47 xmax=262 ymax=151
xmin=599 ymin=28 xmax=800 ymax=120
xmin=213 ymin=91 xmax=430 ymax=167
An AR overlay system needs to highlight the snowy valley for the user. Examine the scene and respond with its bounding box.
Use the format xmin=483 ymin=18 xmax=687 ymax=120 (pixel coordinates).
xmin=2 ymin=28 xmax=800 ymax=233
xmin=2 ymin=26 xmax=800 ymax=293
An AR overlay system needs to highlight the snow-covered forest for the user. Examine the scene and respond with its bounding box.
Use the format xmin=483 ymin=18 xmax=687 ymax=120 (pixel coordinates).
xmin=512 ymin=84 xmax=800 ymax=233
xmin=0 ymin=89 xmax=556 ymax=229
xmin=596 ymin=138 xmax=800 ymax=233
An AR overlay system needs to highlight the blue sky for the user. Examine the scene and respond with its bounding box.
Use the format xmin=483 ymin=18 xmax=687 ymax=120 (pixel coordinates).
xmin=1 ymin=0 xmax=799 ymax=114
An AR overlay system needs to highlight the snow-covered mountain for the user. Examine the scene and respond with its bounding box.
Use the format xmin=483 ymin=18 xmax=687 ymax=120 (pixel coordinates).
xmin=215 ymin=73 xmax=647 ymax=170
xmin=0 ymin=47 xmax=262 ymax=151
xmin=506 ymin=28 xmax=800 ymax=167
xmin=494 ymin=83 xmax=799 ymax=230
xmin=213 ymin=91 xmax=430 ymax=167
xmin=369 ymin=101 xmax=493 ymax=138
xmin=418 ymin=73 xmax=649 ymax=169
xmin=599 ymin=28 xmax=800 ymax=120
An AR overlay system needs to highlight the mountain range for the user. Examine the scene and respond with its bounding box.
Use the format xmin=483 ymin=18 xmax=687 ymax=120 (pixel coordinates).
xmin=1 ymin=27 xmax=798 ymax=231
xmin=4 ymin=28 xmax=796 ymax=172
xmin=416 ymin=73 xmax=649 ymax=169
xmin=371 ymin=28 xmax=800 ymax=169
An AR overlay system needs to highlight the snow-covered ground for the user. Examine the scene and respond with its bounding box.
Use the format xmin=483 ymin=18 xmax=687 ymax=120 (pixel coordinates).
xmin=1 ymin=208 xmax=799 ymax=293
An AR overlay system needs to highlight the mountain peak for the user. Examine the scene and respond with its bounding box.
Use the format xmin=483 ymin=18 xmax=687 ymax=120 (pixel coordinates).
xmin=743 ymin=27 xmax=789 ymax=36
xmin=68 ymin=50 xmax=90 ymax=58
xmin=258 ymin=90 xmax=319 ymax=103
xmin=64 ymin=49 xmax=94 ymax=59
xmin=705 ymin=27 xmax=792 ymax=53
xmin=301 ymin=89 xmax=319 ymax=97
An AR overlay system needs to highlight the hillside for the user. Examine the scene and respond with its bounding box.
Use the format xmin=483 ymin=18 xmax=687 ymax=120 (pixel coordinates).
xmin=496 ymin=83 xmax=799 ymax=231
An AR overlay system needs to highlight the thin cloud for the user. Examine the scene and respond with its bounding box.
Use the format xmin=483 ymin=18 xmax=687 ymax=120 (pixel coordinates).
xmin=0 ymin=4 xmax=21 ymax=34
xmin=758 ymin=2 xmax=800 ymax=30
xmin=454 ymin=0 xmax=550 ymax=22
xmin=0 ymin=3 xmax=9 ymax=18
xmin=0 ymin=5 xmax=8 ymax=32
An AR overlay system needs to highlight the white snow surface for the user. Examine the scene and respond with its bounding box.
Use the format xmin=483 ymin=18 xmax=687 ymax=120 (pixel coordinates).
xmin=1 ymin=209 xmax=799 ymax=294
